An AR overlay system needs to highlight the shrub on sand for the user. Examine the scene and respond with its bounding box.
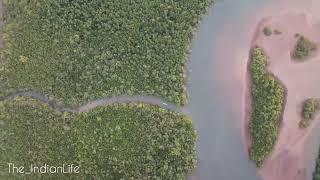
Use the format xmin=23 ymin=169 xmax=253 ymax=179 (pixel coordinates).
xmin=292 ymin=36 xmax=317 ymax=60
xmin=263 ymin=26 xmax=273 ymax=36
xmin=300 ymin=98 xmax=319 ymax=128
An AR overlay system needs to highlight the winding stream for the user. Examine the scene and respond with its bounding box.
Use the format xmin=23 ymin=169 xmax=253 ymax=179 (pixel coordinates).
xmin=0 ymin=91 xmax=180 ymax=113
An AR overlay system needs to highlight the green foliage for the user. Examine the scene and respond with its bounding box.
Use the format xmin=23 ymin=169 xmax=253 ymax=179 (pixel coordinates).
xmin=314 ymin=149 xmax=320 ymax=180
xmin=292 ymin=36 xmax=317 ymax=60
xmin=0 ymin=98 xmax=197 ymax=179
xmin=300 ymin=98 xmax=319 ymax=128
xmin=0 ymin=98 xmax=78 ymax=179
xmin=249 ymin=47 xmax=285 ymax=167
xmin=0 ymin=0 xmax=214 ymax=106
xmin=314 ymin=159 xmax=320 ymax=180
xmin=263 ymin=26 xmax=273 ymax=36
xmin=303 ymin=99 xmax=319 ymax=119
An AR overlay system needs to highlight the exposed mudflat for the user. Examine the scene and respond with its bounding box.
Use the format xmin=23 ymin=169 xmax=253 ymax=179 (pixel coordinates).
xmin=214 ymin=0 xmax=320 ymax=179
xmin=253 ymin=12 xmax=320 ymax=180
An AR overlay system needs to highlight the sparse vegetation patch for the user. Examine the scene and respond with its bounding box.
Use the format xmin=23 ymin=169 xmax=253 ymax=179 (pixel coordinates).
xmin=300 ymin=98 xmax=320 ymax=128
xmin=263 ymin=26 xmax=273 ymax=36
xmin=292 ymin=35 xmax=317 ymax=60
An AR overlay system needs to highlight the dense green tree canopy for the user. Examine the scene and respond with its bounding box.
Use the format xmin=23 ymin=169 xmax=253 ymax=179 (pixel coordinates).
xmin=1 ymin=0 xmax=213 ymax=105
xmin=249 ymin=47 xmax=285 ymax=167
xmin=0 ymin=98 xmax=197 ymax=179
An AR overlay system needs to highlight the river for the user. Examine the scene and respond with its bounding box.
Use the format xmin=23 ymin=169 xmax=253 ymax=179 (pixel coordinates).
xmin=186 ymin=0 xmax=271 ymax=179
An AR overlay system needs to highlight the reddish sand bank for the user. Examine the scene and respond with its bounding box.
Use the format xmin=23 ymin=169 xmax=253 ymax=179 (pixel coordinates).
xmin=251 ymin=12 xmax=320 ymax=180
xmin=212 ymin=1 xmax=320 ymax=179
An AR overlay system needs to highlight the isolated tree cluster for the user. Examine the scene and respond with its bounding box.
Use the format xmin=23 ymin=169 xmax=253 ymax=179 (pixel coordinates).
xmin=292 ymin=35 xmax=317 ymax=60
xmin=300 ymin=98 xmax=319 ymax=128
xmin=249 ymin=47 xmax=285 ymax=167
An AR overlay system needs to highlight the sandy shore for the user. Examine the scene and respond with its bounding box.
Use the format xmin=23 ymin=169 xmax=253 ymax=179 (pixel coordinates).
xmin=248 ymin=11 xmax=320 ymax=180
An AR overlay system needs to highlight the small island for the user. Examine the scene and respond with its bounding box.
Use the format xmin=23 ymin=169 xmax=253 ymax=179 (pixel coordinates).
xmin=249 ymin=47 xmax=285 ymax=167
